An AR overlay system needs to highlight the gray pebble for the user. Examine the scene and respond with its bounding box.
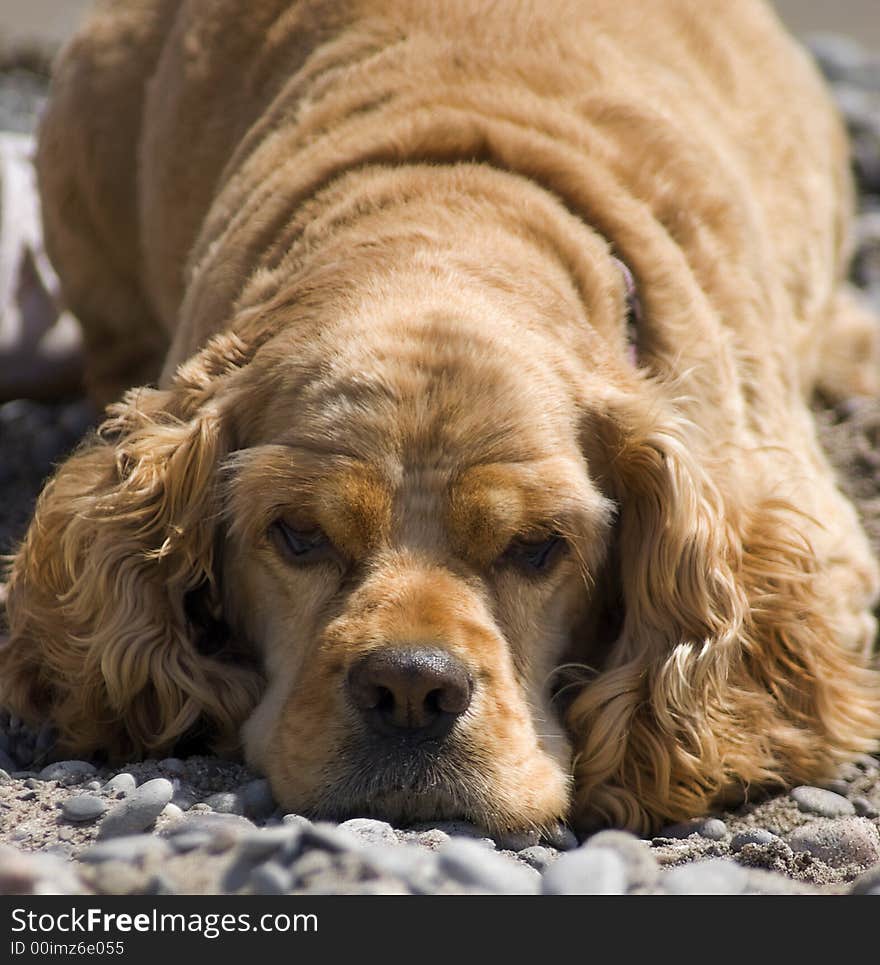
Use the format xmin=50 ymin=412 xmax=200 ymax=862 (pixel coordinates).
xmin=171 ymin=789 xmax=197 ymax=812
xmin=282 ymin=813 xmax=313 ymax=829
xmin=791 ymin=785 xmax=856 ymax=818
xmin=436 ymin=838 xmax=540 ymax=894
xmin=658 ymin=817 xmax=727 ymax=840
xmin=584 ymin=830 xmax=659 ymax=889
xmin=161 ymin=803 xmax=184 ymax=822
xmin=788 ymin=817 xmax=880 ymax=868
xmin=240 ymin=779 xmax=277 ymax=820
xmin=541 ymin=824 xmax=579 ymax=851
xmin=731 ymin=829 xmax=780 ymax=851
xmin=852 ymin=797 xmax=879 ymax=819
xmin=360 ymin=842 xmax=438 ymax=893
xmin=38 ymin=760 xmax=96 ymax=784
xmin=0 ymin=769 xmax=11 ymax=783
xmin=493 ymin=829 xmax=541 ymax=852
xmin=168 ymin=831 xmax=214 ymax=854
xmin=203 ymin=791 xmax=244 ymax=815
xmin=853 ymin=754 xmax=880 ymax=773
xmin=85 ymin=780 xmax=102 ymax=792
xmin=162 ymin=811 xmax=255 ymax=852
xmin=235 ymin=826 xmax=304 ymax=863
xmin=517 ymin=846 xmax=559 ymax=872
xmin=850 ymin=864 xmax=880 ymax=895
xmin=250 ymin=861 xmax=293 ymax=895
xmin=300 ymin=821 xmax=363 ymax=854
xmin=103 ymin=773 xmax=137 ymax=796
xmin=62 ymin=794 xmax=108 ymax=823
xmin=662 ymin=858 xmax=748 ymax=895
xmin=97 ymin=778 xmax=173 ymax=839
xmin=80 ymin=834 xmax=172 ymax=865
xmin=823 ymin=779 xmax=851 ymax=797
xmin=337 ymin=818 xmax=398 ymax=846
xmin=542 ymin=846 xmax=628 ymax=895
xmin=419 ymin=820 xmax=496 ymax=847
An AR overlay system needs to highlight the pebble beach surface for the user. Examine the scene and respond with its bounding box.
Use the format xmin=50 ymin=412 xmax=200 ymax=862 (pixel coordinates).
xmin=3 ymin=34 xmax=880 ymax=896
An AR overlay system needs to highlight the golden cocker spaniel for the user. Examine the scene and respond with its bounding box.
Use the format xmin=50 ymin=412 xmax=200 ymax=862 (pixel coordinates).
xmin=2 ymin=0 xmax=880 ymax=837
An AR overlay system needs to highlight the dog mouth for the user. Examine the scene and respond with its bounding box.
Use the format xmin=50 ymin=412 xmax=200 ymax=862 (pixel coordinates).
xmin=301 ymin=737 xmax=560 ymax=835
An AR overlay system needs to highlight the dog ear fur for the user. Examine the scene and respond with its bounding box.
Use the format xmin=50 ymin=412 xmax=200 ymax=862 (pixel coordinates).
xmin=568 ymin=389 xmax=880 ymax=832
xmin=0 ymin=333 xmax=264 ymax=759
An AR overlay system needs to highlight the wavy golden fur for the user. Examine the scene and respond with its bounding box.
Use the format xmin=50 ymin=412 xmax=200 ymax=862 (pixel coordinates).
xmin=2 ymin=0 xmax=880 ymax=834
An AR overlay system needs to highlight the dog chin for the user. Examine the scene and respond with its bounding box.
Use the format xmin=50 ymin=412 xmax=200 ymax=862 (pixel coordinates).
xmin=293 ymin=743 xmax=565 ymax=834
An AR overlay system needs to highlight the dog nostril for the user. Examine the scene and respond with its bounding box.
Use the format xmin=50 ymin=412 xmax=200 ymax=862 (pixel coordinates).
xmin=346 ymin=647 xmax=472 ymax=739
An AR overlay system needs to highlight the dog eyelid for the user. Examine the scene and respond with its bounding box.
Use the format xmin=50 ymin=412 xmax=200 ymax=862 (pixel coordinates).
xmin=500 ymin=532 xmax=568 ymax=574
xmin=268 ymin=518 xmax=338 ymax=566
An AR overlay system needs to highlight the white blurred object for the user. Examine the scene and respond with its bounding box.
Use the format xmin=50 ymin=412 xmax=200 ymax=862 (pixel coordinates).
xmin=0 ymin=130 xmax=83 ymax=400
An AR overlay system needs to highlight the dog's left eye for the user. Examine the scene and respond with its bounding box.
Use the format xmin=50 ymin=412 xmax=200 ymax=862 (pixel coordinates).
xmin=503 ymin=533 xmax=568 ymax=573
xmin=269 ymin=519 xmax=334 ymax=564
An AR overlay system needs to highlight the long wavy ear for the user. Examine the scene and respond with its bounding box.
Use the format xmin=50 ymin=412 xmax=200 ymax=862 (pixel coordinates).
xmin=0 ymin=333 xmax=263 ymax=759
xmin=568 ymin=389 xmax=880 ymax=833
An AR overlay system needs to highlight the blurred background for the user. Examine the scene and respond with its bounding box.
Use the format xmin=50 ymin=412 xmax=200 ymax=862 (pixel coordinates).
xmin=0 ymin=1 xmax=878 ymax=49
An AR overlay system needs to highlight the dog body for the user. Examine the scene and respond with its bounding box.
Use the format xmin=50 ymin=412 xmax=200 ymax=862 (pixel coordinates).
xmin=3 ymin=0 xmax=880 ymax=834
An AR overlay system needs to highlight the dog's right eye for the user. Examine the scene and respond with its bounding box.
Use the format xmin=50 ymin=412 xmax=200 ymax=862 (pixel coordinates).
xmin=269 ymin=519 xmax=335 ymax=565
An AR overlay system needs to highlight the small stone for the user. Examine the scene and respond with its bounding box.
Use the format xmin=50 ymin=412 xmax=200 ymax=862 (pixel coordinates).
xmin=103 ymin=773 xmax=137 ymax=796
xmin=853 ymin=754 xmax=880 ymax=773
xmin=337 ymin=818 xmax=398 ymax=846
xmin=86 ymin=862 xmax=151 ymax=895
xmin=730 ymin=829 xmax=780 ymax=851
xmin=162 ymin=811 xmax=255 ymax=850
xmin=584 ymin=830 xmax=659 ymax=889
xmin=282 ymin=813 xmax=313 ymax=829
xmin=240 ymin=779 xmax=277 ymax=820
xmin=517 ymin=846 xmax=559 ymax=872
xmin=420 ymin=820 xmax=496 ymax=846
xmin=852 ymin=797 xmax=879 ymax=819
xmin=437 ymin=838 xmax=540 ymax=894
xmin=235 ymin=826 xmax=304 ymax=863
xmin=823 ymin=779 xmax=851 ymax=797
xmin=250 ymin=861 xmax=293 ymax=895
xmin=541 ymin=824 xmax=580 ymax=851
xmin=85 ymin=781 xmax=102 ymax=791
xmin=37 ymin=760 xmax=96 ymax=784
xmin=851 ymin=864 xmax=880 ymax=895
xmin=788 ymin=817 xmax=880 ymax=868
xmin=168 ymin=831 xmax=213 ymax=854
xmin=662 ymin=858 xmax=748 ymax=895
xmin=542 ymin=845 xmax=628 ymax=895
xmin=171 ymin=789 xmax=197 ymax=811
xmin=493 ymin=829 xmax=541 ymax=852
xmin=658 ymin=817 xmax=727 ymax=840
xmin=80 ymin=835 xmax=172 ymax=865
xmin=791 ymin=786 xmax=856 ymax=818
xmin=360 ymin=842 xmax=438 ymax=892
xmin=300 ymin=821 xmax=363 ymax=854
xmin=97 ymin=778 xmax=174 ymax=839
xmin=0 ymin=769 xmax=11 ymax=784
xmin=161 ymin=803 xmax=184 ymax=822
xmin=159 ymin=758 xmax=187 ymax=777
xmin=62 ymin=794 xmax=108 ymax=823
xmin=401 ymin=828 xmax=450 ymax=850
xmin=203 ymin=791 xmax=244 ymax=815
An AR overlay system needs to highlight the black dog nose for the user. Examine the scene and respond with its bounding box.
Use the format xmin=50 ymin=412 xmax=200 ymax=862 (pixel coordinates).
xmin=346 ymin=648 xmax=472 ymax=739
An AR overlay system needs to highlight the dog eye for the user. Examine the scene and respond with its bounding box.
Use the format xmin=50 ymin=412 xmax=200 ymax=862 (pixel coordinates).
xmin=503 ymin=533 xmax=568 ymax=573
xmin=269 ymin=519 xmax=334 ymax=564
